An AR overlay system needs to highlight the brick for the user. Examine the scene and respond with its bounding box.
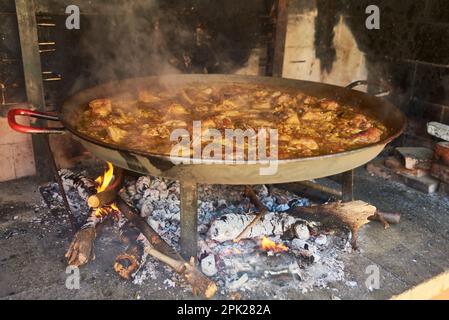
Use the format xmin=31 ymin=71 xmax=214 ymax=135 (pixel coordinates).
xmin=438 ymin=182 xmax=449 ymax=197
xmin=428 ymin=122 xmax=449 ymax=141
xmin=0 ymin=144 xmax=16 ymax=182
xmin=367 ymin=160 xmax=439 ymax=194
xmin=395 ymin=147 xmax=433 ymax=170
xmin=12 ymin=140 xmax=35 ymax=178
xmin=0 ymin=114 xmax=30 ymax=145
xmin=384 ymin=156 xmax=428 ymax=178
xmin=434 ymin=142 xmax=449 ymax=166
xmin=431 ymin=162 xmax=449 ymax=184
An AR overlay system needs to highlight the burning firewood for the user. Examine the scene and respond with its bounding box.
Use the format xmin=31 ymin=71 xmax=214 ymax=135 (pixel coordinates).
xmin=87 ymin=166 xmax=124 ymax=208
xmin=59 ymin=169 xmax=97 ymax=201
xmin=209 ymin=212 xmax=297 ymax=242
xmin=288 ymin=201 xmax=377 ymax=249
xmin=116 ymin=197 xmax=217 ymax=299
xmin=65 ymin=164 xmax=123 ymax=267
xmin=65 ymin=226 xmax=97 ymax=266
xmin=233 ymin=186 xmax=270 ymax=242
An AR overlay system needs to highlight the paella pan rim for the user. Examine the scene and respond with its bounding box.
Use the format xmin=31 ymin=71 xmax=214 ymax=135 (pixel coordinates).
xmin=60 ymin=74 xmax=407 ymax=166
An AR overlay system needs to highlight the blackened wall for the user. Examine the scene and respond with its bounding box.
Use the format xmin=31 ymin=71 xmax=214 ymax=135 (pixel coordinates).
xmin=287 ymin=0 xmax=449 ymax=148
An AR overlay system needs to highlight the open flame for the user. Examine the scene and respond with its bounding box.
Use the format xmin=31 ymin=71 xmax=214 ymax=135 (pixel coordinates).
xmin=260 ymin=236 xmax=289 ymax=253
xmin=94 ymin=162 xmax=119 ymax=218
xmin=95 ymin=162 xmax=115 ymax=193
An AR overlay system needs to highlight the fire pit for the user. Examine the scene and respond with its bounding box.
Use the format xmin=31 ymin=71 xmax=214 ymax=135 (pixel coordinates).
xmin=7 ymin=74 xmax=406 ymax=262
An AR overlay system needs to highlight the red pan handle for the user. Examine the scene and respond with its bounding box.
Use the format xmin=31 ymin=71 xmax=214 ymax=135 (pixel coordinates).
xmin=8 ymin=105 xmax=65 ymax=134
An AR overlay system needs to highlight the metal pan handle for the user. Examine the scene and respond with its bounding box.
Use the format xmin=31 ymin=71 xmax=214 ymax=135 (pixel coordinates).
xmin=346 ymin=80 xmax=391 ymax=97
xmin=8 ymin=105 xmax=65 ymax=134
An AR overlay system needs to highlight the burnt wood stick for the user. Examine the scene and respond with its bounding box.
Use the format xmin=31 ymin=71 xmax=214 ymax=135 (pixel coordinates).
xmin=288 ymin=201 xmax=377 ymax=249
xmin=88 ymin=168 xmax=124 ymax=208
xmin=233 ymin=185 xmax=269 ymax=242
xmin=116 ymin=197 xmax=217 ymax=298
xmin=369 ymin=211 xmax=401 ymax=225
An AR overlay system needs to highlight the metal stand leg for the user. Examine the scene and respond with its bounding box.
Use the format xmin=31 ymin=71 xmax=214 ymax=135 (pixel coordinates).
xmin=180 ymin=181 xmax=198 ymax=261
xmin=341 ymin=170 xmax=354 ymax=202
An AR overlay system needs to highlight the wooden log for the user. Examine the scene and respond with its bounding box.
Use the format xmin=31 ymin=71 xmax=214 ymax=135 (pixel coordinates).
xmin=65 ymin=226 xmax=97 ymax=266
xmin=59 ymin=169 xmax=97 ymax=201
xmin=288 ymin=201 xmax=377 ymax=249
xmin=87 ymin=168 xmax=124 ymax=208
xmin=233 ymin=186 xmax=269 ymax=242
xmin=116 ymin=197 xmax=217 ymax=299
xmin=210 ymin=212 xmax=297 ymax=242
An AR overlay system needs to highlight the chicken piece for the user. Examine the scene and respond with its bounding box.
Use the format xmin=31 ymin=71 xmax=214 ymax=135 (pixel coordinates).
xmin=352 ymin=127 xmax=383 ymax=143
xmin=142 ymin=126 xmax=170 ymax=139
xmin=350 ymin=113 xmax=369 ymax=127
xmin=162 ymin=119 xmax=188 ymax=127
xmin=303 ymin=96 xmax=319 ymax=105
xmin=251 ymin=101 xmax=272 ymax=110
xmin=289 ymin=137 xmax=319 ymax=150
xmin=89 ymin=99 xmax=112 ymax=117
xmin=277 ymin=94 xmax=294 ymax=107
xmin=284 ymin=109 xmax=300 ymax=126
xmin=201 ymin=118 xmax=217 ymax=129
xmin=320 ymin=99 xmax=339 ymax=111
xmin=138 ymin=90 xmax=162 ymax=103
xmin=107 ymin=126 xmax=127 ymax=143
xmin=166 ymin=103 xmax=189 ymax=116
xmin=302 ymin=110 xmax=324 ymax=121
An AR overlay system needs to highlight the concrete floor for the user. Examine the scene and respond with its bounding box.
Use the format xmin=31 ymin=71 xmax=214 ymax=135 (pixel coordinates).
xmin=1 ymin=166 xmax=449 ymax=300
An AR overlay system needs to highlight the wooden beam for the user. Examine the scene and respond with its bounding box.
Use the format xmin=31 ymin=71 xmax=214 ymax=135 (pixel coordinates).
xmin=391 ymin=271 xmax=449 ymax=300
xmin=15 ymin=0 xmax=53 ymax=181
xmin=271 ymin=0 xmax=288 ymax=77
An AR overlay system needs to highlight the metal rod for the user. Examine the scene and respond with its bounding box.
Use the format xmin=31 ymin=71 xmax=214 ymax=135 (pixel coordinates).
xmin=179 ymin=180 xmax=198 ymax=261
xmin=296 ymin=180 xmax=342 ymax=198
xmin=38 ymin=41 xmax=55 ymax=46
xmin=341 ymin=170 xmax=354 ymax=202
xmin=37 ymin=23 xmax=56 ymax=27
xmin=39 ymin=48 xmax=56 ymax=53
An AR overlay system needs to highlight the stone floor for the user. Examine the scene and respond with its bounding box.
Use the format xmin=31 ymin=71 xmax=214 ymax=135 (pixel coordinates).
xmin=0 ymin=164 xmax=448 ymax=300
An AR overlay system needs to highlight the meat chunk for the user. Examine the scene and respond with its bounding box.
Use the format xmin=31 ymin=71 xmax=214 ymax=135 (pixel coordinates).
xmin=166 ymin=103 xmax=189 ymax=116
xmin=352 ymin=127 xmax=383 ymax=143
xmin=107 ymin=126 xmax=127 ymax=142
xmin=319 ymin=99 xmax=339 ymax=111
xmin=89 ymin=99 xmax=112 ymax=117
xmin=289 ymin=137 xmax=319 ymax=150
xmin=138 ymin=90 xmax=162 ymax=103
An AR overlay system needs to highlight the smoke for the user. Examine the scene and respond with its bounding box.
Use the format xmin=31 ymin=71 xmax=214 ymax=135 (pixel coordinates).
xmin=69 ymin=0 xmax=268 ymax=93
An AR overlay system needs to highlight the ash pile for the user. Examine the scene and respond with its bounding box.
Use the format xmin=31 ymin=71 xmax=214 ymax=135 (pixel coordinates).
xmin=121 ymin=177 xmax=352 ymax=297
xmin=41 ymin=172 xmax=355 ymax=298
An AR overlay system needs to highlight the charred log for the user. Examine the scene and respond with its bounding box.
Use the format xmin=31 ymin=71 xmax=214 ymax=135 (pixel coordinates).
xmin=116 ymin=197 xmax=217 ymax=299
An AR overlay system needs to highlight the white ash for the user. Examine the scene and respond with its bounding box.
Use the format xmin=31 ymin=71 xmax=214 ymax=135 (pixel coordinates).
xmin=122 ymin=176 xmax=349 ymax=297
xmin=45 ymin=171 xmax=350 ymax=297
xmin=208 ymin=212 xmax=297 ymax=242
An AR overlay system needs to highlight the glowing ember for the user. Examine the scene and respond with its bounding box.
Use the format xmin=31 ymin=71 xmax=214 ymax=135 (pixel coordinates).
xmin=94 ymin=162 xmax=119 ymax=218
xmin=260 ymin=236 xmax=289 ymax=253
